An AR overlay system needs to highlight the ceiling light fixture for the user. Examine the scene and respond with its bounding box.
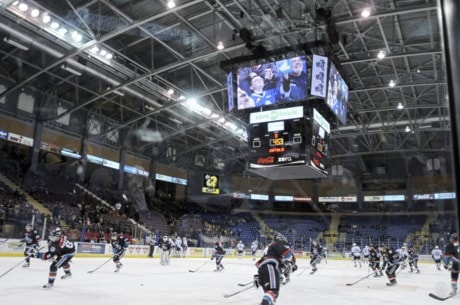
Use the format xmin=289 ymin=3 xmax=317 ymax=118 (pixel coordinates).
xmin=216 ymin=41 xmax=224 ymax=50
xmin=3 ymin=36 xmax=29 ymax=51
xmin=405 ymin=126 xmax=411 ymax=133
xmin=61 ymin=63 xmax=82 ymax=76
xmin=397 ymin=102 xmax=403 ymax=110
xmin=167 ymin=0 xmax=176 ymax=9
xmin=389 ymin=80 xmax=396 ymax=87
xmin=361 ymin=8 xmax=371 ymax=18
xmin=113 ymin=90 xmax=125 ymax=97
xmin=377 ymin=50 xmax=386 ymax=59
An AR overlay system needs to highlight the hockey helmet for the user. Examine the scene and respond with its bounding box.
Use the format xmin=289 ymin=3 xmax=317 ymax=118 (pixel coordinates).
xmin=111 ymin=232 xmax=119 ymax=240
xmin=435 ymin=245 xmax=439 ymax=249
xmin=49 ymin=227 xmax=62 ymax=242
xmin=450 ymin=233 xmax=458 ymax=242
xmin=163 ymin=235 xmax=168 ymax=241
xmin=25 ymin=223 xmax=33 ymax=231
xmin=274 ymin=233 xmax=287 ymax=242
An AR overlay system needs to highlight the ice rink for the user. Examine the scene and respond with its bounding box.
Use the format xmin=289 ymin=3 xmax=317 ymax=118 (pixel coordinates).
xmin=0 ymin=256 xmax=455 ymax=305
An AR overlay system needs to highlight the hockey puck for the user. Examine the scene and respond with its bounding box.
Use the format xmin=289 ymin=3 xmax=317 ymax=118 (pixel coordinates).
xmin=140 ymin=284 xmax=144 ymax=286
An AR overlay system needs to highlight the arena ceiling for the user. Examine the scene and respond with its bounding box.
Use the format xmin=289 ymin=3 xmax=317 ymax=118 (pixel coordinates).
xmin=0 ymin=0 xmax=451 ymax=181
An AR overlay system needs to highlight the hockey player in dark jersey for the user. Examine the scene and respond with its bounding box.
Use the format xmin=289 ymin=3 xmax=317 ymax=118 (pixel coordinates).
xmin=211 ymin=241 xmax=226 ymax=271
xmin=159 ymin=235 xmax=172 ymax=265
xmin=309 ymin=240 xmax=323 ymax=274
xmin=443 ymin=233 xmax=459 ymax=296
xmin=111 ymin=232 xmax=129 ymax=272
xmin=254 ymin=233 xmax=297 ymax=305
xmin=382 ymin=244 xmax=402 ymax=286
xmin=27 ymin=227 xmax=75 ymax=289
xmin=21 ymin=223 xmax=41 ymax=268
xmin=407 ymin=244 xmax=420 ymax=273
xmin=368 ymin=244 xmax=383 ymax=277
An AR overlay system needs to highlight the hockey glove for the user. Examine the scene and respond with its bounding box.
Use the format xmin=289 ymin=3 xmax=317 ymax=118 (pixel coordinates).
xmin=210 ymin=256 xmax=214 ymax=260
xmin=26 ymin=248 xmax=39 ymax=258
xmin=291 ymin=263 xmax=298 ymax=273
xmin=253 ymin=275 xmax=260 ymax=288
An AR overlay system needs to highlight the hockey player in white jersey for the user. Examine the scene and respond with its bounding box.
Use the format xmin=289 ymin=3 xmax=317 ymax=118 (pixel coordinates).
xmin=251 ymin=240 xmax=258 ymax=260
xmin=236 ymin=240 xmax=244 ymax=260
xmin=351 ymin=243 xmax=362 ymax=267
xmin=362 ymin=245 xmax=370 ymax=264
xmin=431 ymin=245 xmax=443 ymax=270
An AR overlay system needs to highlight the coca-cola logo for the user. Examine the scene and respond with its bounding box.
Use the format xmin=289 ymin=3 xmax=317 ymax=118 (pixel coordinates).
xmin=257 ymin=156 xmax=275 ymax=164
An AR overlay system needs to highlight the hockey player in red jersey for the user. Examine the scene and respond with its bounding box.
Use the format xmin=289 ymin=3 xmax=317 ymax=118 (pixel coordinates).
xmin=27 ymin=227 xmax=75 ymax=289
xmin=444 ymin=233 xmax=459 ymax=296
xmin=254 ymin=233 xmax=297 ymax=305
xmin=368 ymin=244 xmax=383 ymax=277
xmin=21 ymin=223 xmax=41 ymax=268
xmin=382 ymin=244 xmax=401 ymax=286
xmin=111 ymin=232 xmax=129 ymax=272
xmin=211 ymin=241 xmax=226 ymax=271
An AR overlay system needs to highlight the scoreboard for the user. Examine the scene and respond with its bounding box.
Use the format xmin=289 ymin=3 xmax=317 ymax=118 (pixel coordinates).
xmin=247 ymin=106 xmax=329 ymax=180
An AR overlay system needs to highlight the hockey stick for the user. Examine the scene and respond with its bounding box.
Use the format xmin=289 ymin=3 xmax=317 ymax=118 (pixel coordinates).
xmin=238 ymin=281 xmax=254 ymax=287
xmin=297 ymin=256 xmax=321 ymax=276
xmin=188 ymin=259 xmax=212 ymax=273
xmin=0 ymin=238 xmax=9 ymax=243
xmin=345 ymin=273 xmax=373 ymax=286
xmin=0 ymin=245 xmax=45 ymax=279
xmin=87 ymin=257 xmax=113 ymax=274
xmin=428 ymin=293 xmax=454 ymax=301
xmin=0 ymin=258 xmax=28 ymax=279
xmin=223 ymin=283 xmax=255 ymax=298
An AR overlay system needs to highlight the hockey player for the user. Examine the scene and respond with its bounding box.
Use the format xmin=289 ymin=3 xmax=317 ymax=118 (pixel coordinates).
xmin=254 ymin=233 xmax=297 ymax=305
xmin=159 ymin=235 xmax=171 ymax=265
xmin=397 ymin=244 xmax=408 ymax=269
xmin=21 ymin=223 xmax=41 ymax=268
xmin=28 ymin=227 xmax=75 ymax=289
xmin=236 ymin=240 xmax=244 ymax=260
xmin=310 ymin=239 xmax=323 ymax=274
xmin=111 ymin=232 xmax=129 ymax=272
xmin=382 ymin=244 xmax=402 ymax=286
xmin=175 ymin=236 xmax=182 ymax=258
xmin=368 ymin=244 xmax=383 ymax=277
xmin=182 ymin=237 xmax=188 ymax=257
xmin=351 ymin=243 xmax=362 ymax=267
xmin=407 ymin=244 xmax=420 ymax=273
xmin=380 ymin=244 xmax=389 ymax=270
xmin=211 ymin=241 xmax=226 ymax=271
xmin=147 ymin=233 xmax=155 ymax=258
xmin=251 ymin=240 xmax=258 ymax=261
xmin=443 ymin=233 xmax=459 ymax=296
xmin=362 ymin=245 xmax=370 ymax=264
xmin=431 ymin=245 xmax=443 ymax=271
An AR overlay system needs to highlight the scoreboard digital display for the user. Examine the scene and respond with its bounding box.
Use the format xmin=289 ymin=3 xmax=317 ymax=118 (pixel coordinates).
xmin=248 ymin=107 xmax=306 ymax=169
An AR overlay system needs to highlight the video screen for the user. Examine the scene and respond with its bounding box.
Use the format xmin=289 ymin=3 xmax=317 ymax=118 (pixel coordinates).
xmin=326 ymin=63 xmax=349 ymax=124
xmin=236 ymin=56 xmax=308 ymax=110
xmin=310 ymin=108 xmax=330 ymax=175
xmin=227 ymin=72 xmax=234 ymax=112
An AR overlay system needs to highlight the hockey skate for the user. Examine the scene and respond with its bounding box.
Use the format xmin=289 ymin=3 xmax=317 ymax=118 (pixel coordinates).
xmin=310 ymin=268 xmax=317 ymax=275
xmin=115 ymin=263 xmax=123 ymax=273
xmin=386 ymin=280 xmax=397 ymax=286
xmin=43 ymin=283 xmax=54 ymax=289
xmin=61 ymin=272 xmax=72 ymax=279
xmin=23 ymin=262 xmax=30 ymax=268
xmin=449 ymin=289 xmax=457 ymax=297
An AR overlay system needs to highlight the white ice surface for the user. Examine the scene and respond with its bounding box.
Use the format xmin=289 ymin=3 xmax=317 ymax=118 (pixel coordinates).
xmin=0 ymin=256 xmax=455 ymax=305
